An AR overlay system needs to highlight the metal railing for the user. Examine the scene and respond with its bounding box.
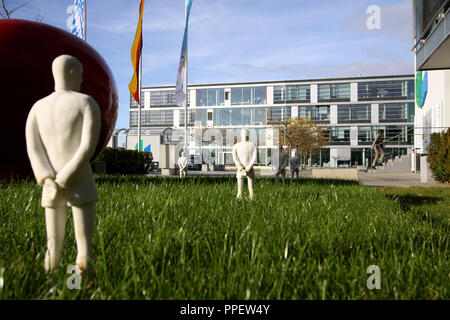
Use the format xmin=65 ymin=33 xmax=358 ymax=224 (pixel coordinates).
xmin=369 ymin=126 xmax=449 ymax=170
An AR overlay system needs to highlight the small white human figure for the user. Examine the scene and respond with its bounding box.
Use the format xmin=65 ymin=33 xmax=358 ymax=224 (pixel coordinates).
xmin=178 ymin=151 xmax=188 ymax=178
xmin=232 ymin=128 xmax=257 ymax=200
xmin=275 ymin=146 xmax=289 ymax=184
xmin=25 ymin=55 xmax=101 ymax=275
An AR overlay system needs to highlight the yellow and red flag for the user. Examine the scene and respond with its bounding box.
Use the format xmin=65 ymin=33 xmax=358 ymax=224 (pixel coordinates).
xmin=129 ymin=0 xmax=145 ymax=103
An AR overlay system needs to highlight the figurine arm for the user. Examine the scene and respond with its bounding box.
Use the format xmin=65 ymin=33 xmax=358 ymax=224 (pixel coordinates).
xmin=25 ymin=108 xmax=56 ymax=186
xmin=245 ymin=145 xmax=257 ymax=172
xmin=232 ymin=145 xmax=243 ymax=170
xmin=55 ymin=99 xmax=101 ymax=188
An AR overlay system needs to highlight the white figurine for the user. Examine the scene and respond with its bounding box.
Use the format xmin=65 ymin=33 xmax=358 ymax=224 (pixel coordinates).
xmin=25 ymin=55 xmax=101 ymax=275
xmin=178 ymin=151 xmax=188 ymax=178
xmin=275 ymin=145 xmax=289 ymax=184
xmin=232 ymin=128 xmax=257 ymax=200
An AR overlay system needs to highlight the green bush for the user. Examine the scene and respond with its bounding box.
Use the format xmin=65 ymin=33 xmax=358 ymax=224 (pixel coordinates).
xmin=427 ymin=129 xmax=450 ymax=183
xmin=96 ymin=148 xmax=153 ymax=175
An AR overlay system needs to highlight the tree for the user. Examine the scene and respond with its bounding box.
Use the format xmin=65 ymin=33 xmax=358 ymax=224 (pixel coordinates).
xmin=427 ymin=129 xmax=449 ymax=183
xmin=270 ymin=117 xmax=329 ymax=168
xmin=1 ymin=0 xmax=44 ymax=21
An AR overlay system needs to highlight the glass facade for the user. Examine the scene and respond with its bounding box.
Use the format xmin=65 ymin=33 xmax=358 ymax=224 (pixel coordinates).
xmin=213 ymin=107 xmax=267 ymax=126
xmin=231 ymin=87 xmax=266 ymax=105
xmin=274 ymin=85 xmax=310 ymax=103
xmin=130 ymin=94 xmax=139 ymax=109
xmin=130 ymin=110 xmax=174 ymax=127
xmin=371 ymin=125 xmax=414 ymax=145
xmin=323 ymin=127 xmax=351 ymax=145
xmin=196 ymin=88 xmax=225 ymax=106
xmin=179 ymin=109 xmax=195 ymax=126
xmin=415 ymin=0 xmax=448 ymax=41
xmin=318 ymin=83 xmax=350 ymax=101
xmin=298 ymin=105 xmax=330 ymax=122
xmin=149 ymin=90 xmax=190 ymax=107
xmin=337 ymin=104 xmax=371 ymax=123
xmin=358 ymin=126 xmax=372 ymax=144
xmin=379 ymin=102 xmax=415 ymax=122
xmin=358 ymin=80 xmax=414 ymax=100
xmin=267 ymin=107 xmax=291 ymax=123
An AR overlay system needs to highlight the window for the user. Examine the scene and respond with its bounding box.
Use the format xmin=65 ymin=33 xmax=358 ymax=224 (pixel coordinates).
xmin=267 ymin=107 xmax=291 ymax=122
xmin=318 ymin=83 xmax=350 ymax=101
xmin=130 ymin=94 xmax=139 ymax=109
xmin=231 ymin=87 xmax=266 ymax=105
xmin=179 ymin=109 xmax=195 ymax=125
xmin=358 ymin=126 xmax=372 ymax=144
xmin=274 ymin=85 xmax=310 ymax=103
xmin=130 ymin=110 xmax=174 ymax=127
xmin=254 ymin=108 xmax=266 ymax=125
xmin=130 ymin=110 xmax=138 ymax=126
xmin=196 ymin=88 xmax=225 ymax=106
xmin=379 ymin=103 xmax=414 ymax=122
xmin=212 ymin=107 xmax=268 ymax=126
xmin=298 ymin=106 xmax=330 ymax=122
xmin=358 ymin=80 xmax=414 ymax=100
xmin=371 ymin=125 xmax=414 ymax=145
xmin=326 ymin=127 xmax=351 ymax=145
xmin=337 ymin=104 xmax=371 ymax=123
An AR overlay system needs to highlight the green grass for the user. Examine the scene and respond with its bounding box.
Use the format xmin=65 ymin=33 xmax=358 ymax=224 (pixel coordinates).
xmin=0 ymin=175 xmax=448 ymax=299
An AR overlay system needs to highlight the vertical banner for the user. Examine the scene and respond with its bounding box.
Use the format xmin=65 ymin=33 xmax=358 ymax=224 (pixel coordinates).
xmin=71 ymin=0 xmax=86 ymax=39
xmin=175 ymin=0 xmax=194 ymax=108
xmin=129 ymin=0 xmax=145 ymax=104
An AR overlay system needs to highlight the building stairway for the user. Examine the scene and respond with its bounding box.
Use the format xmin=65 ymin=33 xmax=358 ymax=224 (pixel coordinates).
xmin=369 ymin=154 xmax=412 ymax=173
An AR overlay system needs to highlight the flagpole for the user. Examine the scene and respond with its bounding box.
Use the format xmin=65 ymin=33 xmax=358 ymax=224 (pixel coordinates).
xmin=84 ymin=0 xmax=87 ymax=41
xmin=138 ymin=52 xmax=142 ymax=152
xmin=184 ymin=0 xmax=188 ymax=154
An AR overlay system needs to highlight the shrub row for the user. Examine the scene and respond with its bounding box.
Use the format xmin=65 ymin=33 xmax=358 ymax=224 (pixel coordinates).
xmin=427 ymin=129 xmax=449 ymax=183
xmin=95 ymin=147 xmax=153 ymax=175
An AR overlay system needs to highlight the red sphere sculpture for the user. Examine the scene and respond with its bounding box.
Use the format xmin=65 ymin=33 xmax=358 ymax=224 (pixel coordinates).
xmin=0 ymin=19 xmax=118 ymax=182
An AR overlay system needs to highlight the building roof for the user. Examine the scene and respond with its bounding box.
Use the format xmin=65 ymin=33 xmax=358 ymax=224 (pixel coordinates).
xmin=142 ymin=74 xmax=415 ymax=90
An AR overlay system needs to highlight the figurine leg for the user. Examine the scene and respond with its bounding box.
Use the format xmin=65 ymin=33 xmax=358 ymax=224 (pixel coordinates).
xmin=44 ymin=206 xmax=68 ymax=272
xmin=247 ymin=177 xmax=254 ymax=200
xmin=237 ymin=178 xmax=243 ymax=199
xmin=72 ymin=203 xmax=95 ymax=273
xmin=281 ymin=171 xmax=286 ymax=184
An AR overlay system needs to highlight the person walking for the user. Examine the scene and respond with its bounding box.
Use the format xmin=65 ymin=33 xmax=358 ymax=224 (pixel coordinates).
xmin=371 ymin=129 xmax=385 ymax=169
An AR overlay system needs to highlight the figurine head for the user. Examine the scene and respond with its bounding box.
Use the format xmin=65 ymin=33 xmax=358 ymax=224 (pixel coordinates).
xmin=52 ymin=55 xmax=83 ymax=92
xmin=241 ymin=128 xmax=249 ymax=141
xmin=181 ymin=151 xmax=185 ymax=157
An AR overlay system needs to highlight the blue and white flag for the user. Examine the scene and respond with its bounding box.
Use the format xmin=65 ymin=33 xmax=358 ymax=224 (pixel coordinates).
xmin=70 ymin=0 xmax=85 ymax=39
xmin=175 ymin=0 xmax=193 ymax=108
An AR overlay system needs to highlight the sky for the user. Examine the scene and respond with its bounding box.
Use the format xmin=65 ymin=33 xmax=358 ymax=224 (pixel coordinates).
xmin=8 ymin=0 xmax=415 ymax=135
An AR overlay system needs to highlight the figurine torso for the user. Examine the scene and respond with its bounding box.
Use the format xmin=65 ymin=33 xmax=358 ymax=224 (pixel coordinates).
xmin=32 ymin=91 xmax=96 ymax=171
xmin=233 ymin=141 xmax=256 ymax=167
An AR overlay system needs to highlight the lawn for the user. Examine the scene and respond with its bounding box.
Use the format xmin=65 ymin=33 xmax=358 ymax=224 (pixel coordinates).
xmin=0 ymin=175 xmax=448 ymax=299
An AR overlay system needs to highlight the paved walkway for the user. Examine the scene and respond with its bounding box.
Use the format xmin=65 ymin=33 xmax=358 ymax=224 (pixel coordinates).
xmin=157 ymin=169 xmax=448 ymax=188
xmin=358 ymin=171 xmax=448 ymax=188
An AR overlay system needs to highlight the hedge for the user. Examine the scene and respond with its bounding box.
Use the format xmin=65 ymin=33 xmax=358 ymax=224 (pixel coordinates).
xmin=95 ymin=147 xmax=153 ymax=175
xmin=427 ymin=129 xmax=450 ymax=183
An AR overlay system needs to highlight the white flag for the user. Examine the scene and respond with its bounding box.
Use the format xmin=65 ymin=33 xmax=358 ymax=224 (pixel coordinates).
xmin=175 ymin=0 xmax=193 ymax=108
xmin=71 ymin=0 xmax=85 ymax=40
